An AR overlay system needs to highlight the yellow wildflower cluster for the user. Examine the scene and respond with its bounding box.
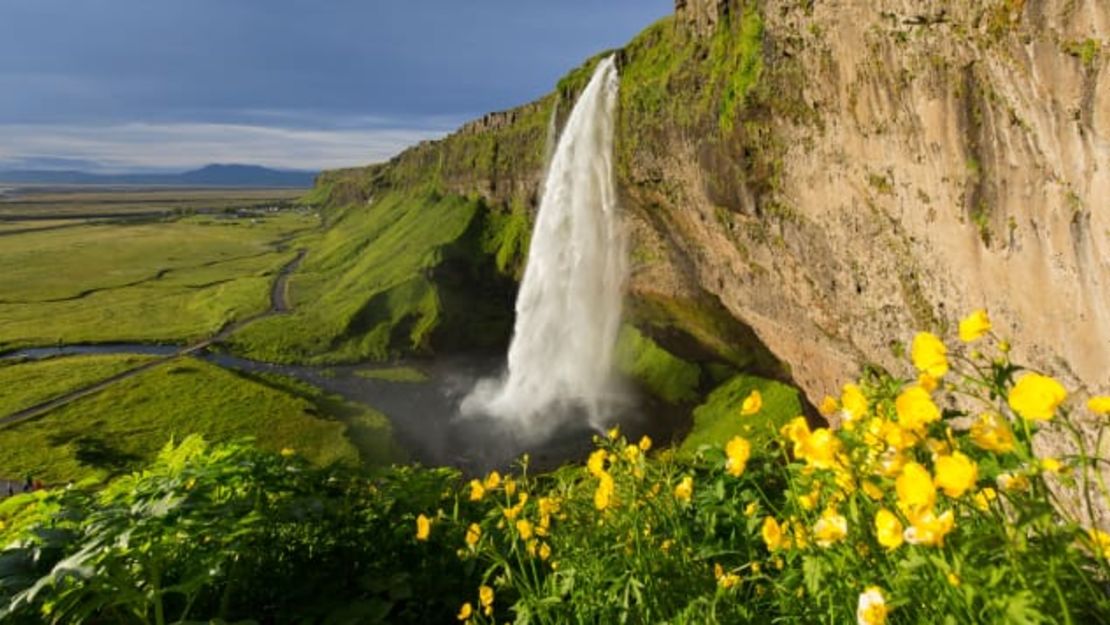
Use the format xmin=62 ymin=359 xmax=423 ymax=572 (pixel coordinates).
xmin=759 ymin=310 xmax=1093 ymax=568
xmin=441 ymin=309 xmax=1110 ymax=623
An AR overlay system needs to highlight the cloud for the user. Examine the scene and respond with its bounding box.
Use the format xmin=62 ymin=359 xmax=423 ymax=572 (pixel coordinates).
xmin=0 ymin=121 xmax=454 ymax=172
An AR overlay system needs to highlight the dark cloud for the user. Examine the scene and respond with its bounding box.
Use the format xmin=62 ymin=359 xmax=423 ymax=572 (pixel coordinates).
xmin=0 ymin=0 xmax=670 ymax=130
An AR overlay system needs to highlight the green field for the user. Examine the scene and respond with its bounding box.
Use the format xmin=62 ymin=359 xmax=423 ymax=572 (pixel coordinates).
xmin=0 ymin=212 xmax=314 ymax=350
xmin=0 ymin=356 xmax=396 ymax=483
xmin=0 ymin=354 xmax=157 ymax=416
xmin=0 ymin=187 xmax=304 ymax=217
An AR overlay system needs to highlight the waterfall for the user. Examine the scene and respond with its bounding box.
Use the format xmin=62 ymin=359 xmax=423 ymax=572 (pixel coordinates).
xmin=462 ymin=56 xmax=626 ymax=437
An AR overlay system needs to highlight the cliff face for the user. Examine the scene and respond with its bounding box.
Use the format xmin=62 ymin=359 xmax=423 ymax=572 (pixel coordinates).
xmin=306 ymin=0 xmax=1108 ymax=407
xmin=642 ymin=0 xmax=1110 ymax=405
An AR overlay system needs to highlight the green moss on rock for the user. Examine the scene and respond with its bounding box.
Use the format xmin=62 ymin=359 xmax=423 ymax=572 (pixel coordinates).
xmin=615 ymin=325 xmax=702 ymax=405
xmin=679 ymin=373 xmax=801 ymax=455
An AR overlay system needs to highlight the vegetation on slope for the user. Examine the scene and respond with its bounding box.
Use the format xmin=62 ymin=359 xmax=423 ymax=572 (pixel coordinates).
xmin=3 ymin=319 xmax=1109 ymax=623
xmin=679 ymin=372 xmax=801 ymax=454
xmin=0 ymin=357 xmax=396 ymax=483
xmin=0 ymin=355 xmax=157 ymax=416
xmin=227 ymin=188 xmax=518 ymax=364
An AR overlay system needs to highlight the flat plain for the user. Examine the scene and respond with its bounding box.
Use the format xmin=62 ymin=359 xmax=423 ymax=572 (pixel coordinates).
xmin=0 ymin=187 xmax=399 ymax=483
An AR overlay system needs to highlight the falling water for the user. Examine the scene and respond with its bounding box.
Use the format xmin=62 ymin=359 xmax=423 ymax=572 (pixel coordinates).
xmin=462 ymin=56 xmax=627 ymax=438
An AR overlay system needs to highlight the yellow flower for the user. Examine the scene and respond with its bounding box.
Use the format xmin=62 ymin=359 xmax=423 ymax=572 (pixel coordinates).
xmin=1040 ymin=457 xmax=1065 ymax=474
xmin=911 ymin=332 xmax=948 ymax=378
xmin=502 ymin=502 xmax=523 ymax=521
xmin=997 ymin=472 xmax=1030 ymax=493
xmin=934 ymin=452 xmax=978 ymax=498
xmin=594 ymin=472 xmax=614 ymax=511
xmin=970 ymin=412 xmax=1015 ymax=453
xmin=742 ymin=390 xmax=763 ymax=415
xmin=623 ymin=444 xmax=640 ymax=463
xmin=538 ymin=496 xmax=560 ymax=518
xmin=798 ymin=489 xmax=819 ymax=511
xmin=674 ymin=476 xmax=694 ymax=502
xmin=587 ymin=449 xmax=607 ymax=477
xmin=972 ymin=487 xmax=997 ymax=511
xmin=791 ymin=518 xmax=809 ymax=550
xmin=819 ymin=395 xmax=839 ymax=416
xmin=468 ymin=479 xmax=486 ymax=502
xmin=608 ymin=426 xmax=620 ymax=440
xmin=660 ymin=538 xmax=674 ymax=552
xmin=880 ymin=420 xmax=916 ymax=451
xmin=464 ymin=523 xmax=482 ymax=547
xmin=918 ymin=373 xmax=939 ymax=393
xmin=874 ymin=509 xmax=904 ymax=550
xmin=857 ymin=586 xmax=889 ymax=625
xmin=744 ymin=501 xmax=759 ymax=517
xmin=878 ymin=448 xmax=907 ymax=478
xmin=895 ymin=386 xmax=940 ymax=432
xmin=813 ymin=508 xmax=848 ymax=547
xmin=457 ymin=602 xmax=473 ymax=621
xmin=714 ymin=563 xmax=741 ymax=589
xmin=1088 ymin=529 xmax=1110 ymax=558
xmin=725 ymin=436 xmax=752 ymax=477
xmin=415 ymin=514 xmax=431 ymax=541
xmin=862 ymin=480 xmax=884 ymax=501
xmin=798 ymin=428 xmax=841 ymax=469
xmin=762 ymin=516 xmax=784 ymax=551
xmin=903 ymin=509 xmax=954 ymax=547
xmin=841 ymin=384 xmax=869 ymax=422
xmin=479 ymin=585 xmax=494 ymax=615
xmin=1087 ymin=396 xmax=1110 ymax=415
xmin=280 ymin=447 xmax=296 ymax=457
xmin=947 ymin=572 xmax=961 ymax=587
xmin=483 ymin=470 xmax=502 ymax=490
xmin=639 ymin=435 xmax=653 ymax=452
xmin=958 ymin=309 xmax=992 ymax=342
xmin=781 ymin=416 xmax=811 ymax=450
xmin=504 ymin=477 xmax=517 ymax=497
xmin=895 ymin=462 xmax=935 ymax=517
xmin=1008 ymin=373 xmax=1067 ymax=421
xmin=516 ymin=519 xmax=534 ymax=540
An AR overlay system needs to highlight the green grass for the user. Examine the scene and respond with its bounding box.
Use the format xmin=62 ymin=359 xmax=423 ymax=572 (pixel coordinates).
xmin=0 ymin=188 xmax=305 ymax=217
xmin=0 ymin=357 xmax=396 ymax=483
xmin=679 ymin=373 xmax=801 ymax=455
xmin=0 ymin=354 xmax=157 ymax=416
xmin=0 ymin=213 xmax=314 ymax=351
xmin=615 ymin=325 xmax=701 ymax=404
xmin=228 ymin=189 xmax=484 ymax=363
xmin=353 ymin=366 xmax=428 ymax=383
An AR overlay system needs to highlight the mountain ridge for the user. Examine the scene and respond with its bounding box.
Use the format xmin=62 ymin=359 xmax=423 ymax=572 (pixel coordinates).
xmin=0 ymin=163 xmax=316 ymax=187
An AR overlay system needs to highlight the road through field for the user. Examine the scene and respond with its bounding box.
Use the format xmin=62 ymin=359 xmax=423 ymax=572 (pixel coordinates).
xmin=0 ymin=249 xmax=306 ymax=427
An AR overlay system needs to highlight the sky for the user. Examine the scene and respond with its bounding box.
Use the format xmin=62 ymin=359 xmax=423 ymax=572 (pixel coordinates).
xmin=0 ymin=0 xmax=671 ymax=173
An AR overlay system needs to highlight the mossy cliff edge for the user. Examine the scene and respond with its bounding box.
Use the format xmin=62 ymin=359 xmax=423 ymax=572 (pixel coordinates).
xmin=237 ymin=0 xmax=1109 ymax=411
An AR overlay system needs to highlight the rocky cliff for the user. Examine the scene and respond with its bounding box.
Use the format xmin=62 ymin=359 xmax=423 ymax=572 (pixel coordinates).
xmin=295 ymin=0 xmax=1108 ymax=410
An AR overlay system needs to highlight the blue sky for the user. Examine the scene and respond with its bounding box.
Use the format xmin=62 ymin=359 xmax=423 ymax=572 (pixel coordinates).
xmin=0 ymin=0 xmax=670 ymax=172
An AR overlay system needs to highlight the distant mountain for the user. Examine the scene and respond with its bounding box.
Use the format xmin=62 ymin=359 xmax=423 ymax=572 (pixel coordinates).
xmin=0 ymin=164 xmax=316 ymax=187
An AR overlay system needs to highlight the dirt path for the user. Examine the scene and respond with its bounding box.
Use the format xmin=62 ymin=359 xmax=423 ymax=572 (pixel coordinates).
xmin=0 ymin=249 xmax=307 ymax=427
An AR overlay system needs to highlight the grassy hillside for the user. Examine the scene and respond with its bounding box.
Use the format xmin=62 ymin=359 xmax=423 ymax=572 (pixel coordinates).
xmin=0 ymin=357 xmax=397 ymax=483
xmin=227 ymin=188 xmax=518 ymax=363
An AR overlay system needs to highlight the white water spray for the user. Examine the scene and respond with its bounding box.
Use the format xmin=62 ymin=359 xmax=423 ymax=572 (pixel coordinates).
xmin=462 ymin=56 xmax=626 ymax=436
